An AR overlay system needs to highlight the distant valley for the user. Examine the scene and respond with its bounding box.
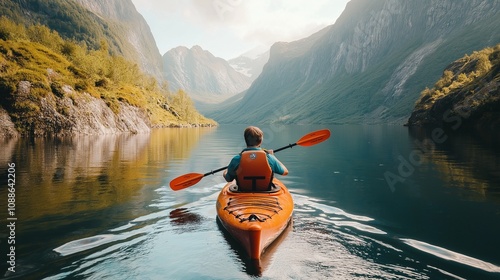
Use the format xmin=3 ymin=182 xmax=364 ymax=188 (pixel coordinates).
xmin=228 ymin=48 xmax=270 ymax=82
xmin=162 ymin=45 xmax=269 ymax=104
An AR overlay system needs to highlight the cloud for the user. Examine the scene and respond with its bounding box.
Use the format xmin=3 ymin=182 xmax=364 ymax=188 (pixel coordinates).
xmin=192 ymin=0 xmax=247 ymax=23
xmin=224 ymin=0 xmax=346 ymax=47
xmin=133 ymin=0 xmax=246 ymax=25
xmin=131 ymin=0 xmax=349 ymax=58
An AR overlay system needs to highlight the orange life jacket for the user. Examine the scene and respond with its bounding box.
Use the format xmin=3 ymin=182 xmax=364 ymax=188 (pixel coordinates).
xmin=236 ymin=150 xmax=273 ymax=191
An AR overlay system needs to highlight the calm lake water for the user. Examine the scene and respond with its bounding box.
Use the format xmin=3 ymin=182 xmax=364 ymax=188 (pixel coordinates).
xmin=1 ymin=124 xmax=500 ymax=279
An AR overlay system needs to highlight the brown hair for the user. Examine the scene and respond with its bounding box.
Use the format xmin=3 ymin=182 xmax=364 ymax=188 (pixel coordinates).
xmin=244 ymin=126 xmax=263 ymax=146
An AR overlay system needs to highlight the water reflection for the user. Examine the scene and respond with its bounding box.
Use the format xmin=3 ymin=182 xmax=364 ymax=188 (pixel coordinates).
xmin=0 ymin=136 xmax=17 ymax=164
xmin=169 ymin=208 xmax=203 ymax=233
xmin=2 ymin=125 xmax=500 ymax=280
xmin=217 ymin=219 xmax=294 ymax=277
xmin=0 ymin=128 xmax=216 ymax=279
xmin=0 ymin=127 xmax=215 ymax=220
xmin=408 ymin=126 xmax=500 ymax=199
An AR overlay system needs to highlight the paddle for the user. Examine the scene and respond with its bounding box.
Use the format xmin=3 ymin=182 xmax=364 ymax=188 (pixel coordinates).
xmin=169 ymin=129 xmax=331 ymax=191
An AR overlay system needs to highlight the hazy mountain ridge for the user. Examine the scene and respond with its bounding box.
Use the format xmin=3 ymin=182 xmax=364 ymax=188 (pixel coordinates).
xmin=209 ymin=0 xmax=500 ymax=124
xmin=163 ymin=45 xmax=252 ymax=102
xmin=228 ymin=49 xmax=270 ymax=81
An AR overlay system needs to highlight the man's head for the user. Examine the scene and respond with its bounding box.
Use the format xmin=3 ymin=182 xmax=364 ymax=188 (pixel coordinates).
xmin=244 ymin=126 xmax=263 ymax=147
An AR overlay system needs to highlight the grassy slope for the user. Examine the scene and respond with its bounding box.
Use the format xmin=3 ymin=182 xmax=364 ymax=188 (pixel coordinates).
xmin=0 ymin=18 xmax=216 ymax=136
xmin=1 ymin=0 xmax=125 ymax=56
xmin=408 ymin=43 xmax=500 ymax=128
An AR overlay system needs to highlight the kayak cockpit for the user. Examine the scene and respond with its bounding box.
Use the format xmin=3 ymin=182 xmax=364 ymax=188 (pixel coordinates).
xmin=228 ymin=182 xmax=281 ymax=193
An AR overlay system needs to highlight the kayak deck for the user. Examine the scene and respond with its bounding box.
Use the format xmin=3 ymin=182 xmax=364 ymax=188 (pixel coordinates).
xmin=216 ymin=178 xmax=293 ymax=259
xmin=224 ymin=196 xmax=282 ymax=222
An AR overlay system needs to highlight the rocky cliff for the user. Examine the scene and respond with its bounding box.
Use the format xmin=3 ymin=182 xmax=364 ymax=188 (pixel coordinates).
xmin=1 ymin=85 xmax=151 ymax=137
xmin=209 ymin=0 xmax=500 ymax=124
xmin=162 ymin=46 xmax=251 ymax=103
xmin=407 ymin=44 xmax=500 ymax=132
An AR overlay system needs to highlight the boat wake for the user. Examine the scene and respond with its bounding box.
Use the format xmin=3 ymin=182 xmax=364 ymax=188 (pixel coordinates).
xmin=402 ymin=238 xmax=500 ymax=273
xmin=48 ymin=185 xmax=500 ymax=280
xmin=267 ymin=193 xmax=500 ymax=279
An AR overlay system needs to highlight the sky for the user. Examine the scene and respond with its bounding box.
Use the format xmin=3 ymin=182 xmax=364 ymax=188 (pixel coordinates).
xmin=131 ymin=0 xmax=350 ymax=60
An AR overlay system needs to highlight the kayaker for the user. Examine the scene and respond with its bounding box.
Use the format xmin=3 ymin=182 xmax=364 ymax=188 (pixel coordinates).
xmin=223 ymin=126 xmax=288 ymax=191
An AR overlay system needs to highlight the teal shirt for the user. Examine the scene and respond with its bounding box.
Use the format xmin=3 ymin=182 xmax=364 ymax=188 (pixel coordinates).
xmin=224 ymin=147 xmax=286 ymax=182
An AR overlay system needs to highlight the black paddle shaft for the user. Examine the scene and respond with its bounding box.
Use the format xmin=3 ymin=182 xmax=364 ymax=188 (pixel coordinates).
xmin=203 ymin=166 xmax=228 ymax=177
xmin=273 ymin=143 xmax=297 ymax=153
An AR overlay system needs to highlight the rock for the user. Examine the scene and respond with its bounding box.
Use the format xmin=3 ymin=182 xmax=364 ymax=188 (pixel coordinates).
xmin=7 ymin=81 xmax=153 ymax=137
xmin=0 ymin=107 xmax=19 ymax=138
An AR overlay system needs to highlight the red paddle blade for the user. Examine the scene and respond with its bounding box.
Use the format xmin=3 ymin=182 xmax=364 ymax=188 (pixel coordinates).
xmin=296 ymin=129 xmax=331 ymax=147
xmin=170 ymin=173 xmax=204 ymax=191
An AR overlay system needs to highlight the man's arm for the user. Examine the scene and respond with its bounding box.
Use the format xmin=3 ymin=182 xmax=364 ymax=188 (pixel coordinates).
xmin=223 ymin=156 xmax=240 ymax=182
xmin=267 ymin=152 xmax=288 ymax=176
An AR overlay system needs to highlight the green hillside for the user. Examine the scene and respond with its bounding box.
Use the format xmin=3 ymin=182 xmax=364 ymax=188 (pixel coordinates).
xmin=0 ymin=0 xmax=164 ymax=79
xmin=407 ymin=43 xmax=500 ymax=131
xmin=1 ymin=0 xmax=130 ymax=59
xmin=0 ymin=17 xmax=216 ymax=136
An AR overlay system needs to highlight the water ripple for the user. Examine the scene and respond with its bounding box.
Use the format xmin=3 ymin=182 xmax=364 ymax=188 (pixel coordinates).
xmin=49 ymin=185 xmax=500 ymax=280
xmin=402 ymin=238 xmax=500 ymax=273
xmin=53 ymin=226 xmax=149 ymax=257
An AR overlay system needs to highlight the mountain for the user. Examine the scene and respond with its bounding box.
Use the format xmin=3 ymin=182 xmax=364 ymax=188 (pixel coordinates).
xmin=73 ymin=0 xmax=163 ymax=79
xmin=228 ymin=48 xmax=270 ymax=82
xmin=0 ymin=6 xmax=215 ymax=137
xmin=209 ymin=0 xmax=500 ymax=124
xmin=0 ymin=0 xmax=163 ymax=79
xmin=162 ymin=45 xmax=252 ymax=103
xmin=407 ymin=43 xmax=500 ymax=133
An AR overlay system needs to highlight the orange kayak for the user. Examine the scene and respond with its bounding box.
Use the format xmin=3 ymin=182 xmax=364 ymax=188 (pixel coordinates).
xmin=216 ymin=178 xmax=293 ymax=260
